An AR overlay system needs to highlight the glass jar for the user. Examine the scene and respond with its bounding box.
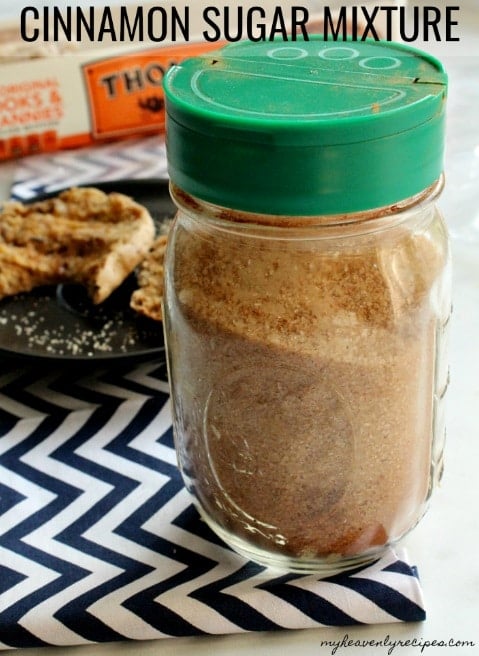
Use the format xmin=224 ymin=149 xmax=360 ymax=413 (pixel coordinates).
xmin=162 ymin=38 xmax=450 ymax=572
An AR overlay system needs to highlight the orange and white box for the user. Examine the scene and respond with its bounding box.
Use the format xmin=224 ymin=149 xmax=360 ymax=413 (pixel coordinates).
xmin=0 ymin=1 xmax=406 ymax=161
xmin=0 ymin=0 xmax=222 ymax=160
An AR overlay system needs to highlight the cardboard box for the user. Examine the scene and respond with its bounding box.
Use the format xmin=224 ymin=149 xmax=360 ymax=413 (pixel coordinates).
xmin=0 ymin=1 xmax=406 ymax=161
xmin=0 ymin=1 xmax=222 ymax=160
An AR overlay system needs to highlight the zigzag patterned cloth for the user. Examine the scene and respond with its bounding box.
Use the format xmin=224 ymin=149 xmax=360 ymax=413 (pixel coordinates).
xmin=0 ymin=359 xmax=426 ymax=650
xmin=3 ymin=137 xmax=425 ymax=648
xmin=10 ymin=135 xmax=168 ymax=201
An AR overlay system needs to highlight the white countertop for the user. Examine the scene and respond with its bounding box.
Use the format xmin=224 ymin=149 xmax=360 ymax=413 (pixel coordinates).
xmin=1 ymin=4 xmax=479 ymax=655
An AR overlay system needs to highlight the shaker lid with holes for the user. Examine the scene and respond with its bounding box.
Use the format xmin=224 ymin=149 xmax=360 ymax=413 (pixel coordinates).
xmin=163 ymin=37 xmax=447 ymax=216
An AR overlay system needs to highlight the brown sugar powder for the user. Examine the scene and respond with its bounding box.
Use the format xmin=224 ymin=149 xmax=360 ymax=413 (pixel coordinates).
xmin=166 ymin=202 xmax=448 ymax=562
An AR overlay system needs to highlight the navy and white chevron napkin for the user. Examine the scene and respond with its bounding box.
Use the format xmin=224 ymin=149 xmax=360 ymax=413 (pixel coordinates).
xmin=0 ymin=360 xmax=426 ymax=650
xmin=10 ymin=135 xmax=169 ymax=201
xmin=3 ymin=139 xmax=425 ymax=648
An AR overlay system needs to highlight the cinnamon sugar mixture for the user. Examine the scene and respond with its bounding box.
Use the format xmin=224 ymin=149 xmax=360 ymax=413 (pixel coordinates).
xmin=166 ymin=197 xmax=449 ymax=563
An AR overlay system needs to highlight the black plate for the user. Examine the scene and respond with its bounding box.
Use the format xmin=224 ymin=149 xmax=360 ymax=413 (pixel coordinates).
xmin=0 ymin=179 xmax=175 ymax=364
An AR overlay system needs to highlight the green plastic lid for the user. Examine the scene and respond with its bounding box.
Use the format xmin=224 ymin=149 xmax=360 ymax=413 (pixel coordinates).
xmin=163 ymin=38 xmax=447 ymax=216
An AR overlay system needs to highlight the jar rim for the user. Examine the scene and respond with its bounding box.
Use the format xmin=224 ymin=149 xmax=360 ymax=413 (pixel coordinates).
xmin=170 ymin=177 xmax=444 ymax=237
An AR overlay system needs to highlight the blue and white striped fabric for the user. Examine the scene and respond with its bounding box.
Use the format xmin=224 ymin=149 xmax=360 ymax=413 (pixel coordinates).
xmin=10 ymin=135 xmax=168 ymax=202
xmin=2 ymin=138 xmax=426 ymax=649
xmin=0 ymin=359 xmax=425 ymax=650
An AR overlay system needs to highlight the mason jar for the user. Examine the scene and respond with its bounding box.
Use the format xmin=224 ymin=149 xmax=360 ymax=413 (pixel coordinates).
xmin=162 ymin=38 xmax=450 ymax=572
